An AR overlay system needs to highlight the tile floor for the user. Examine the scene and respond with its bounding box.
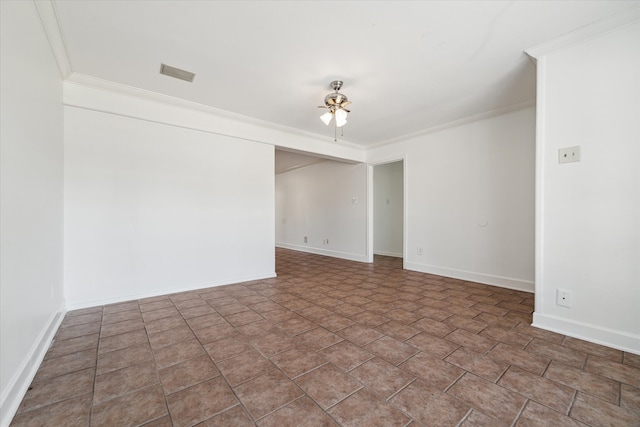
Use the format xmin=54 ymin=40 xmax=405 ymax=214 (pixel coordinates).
xmin=11 ymin=248 xmax=640 ymax=426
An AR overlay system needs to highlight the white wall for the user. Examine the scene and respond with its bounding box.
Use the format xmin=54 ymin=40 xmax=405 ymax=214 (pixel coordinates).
xmin=368 ymin=107 xmax=536 ymax=292
xmin=276 ymin=161 xmax=368 ymax=262
xmin=64 ymin=107 xmax=275 ymax=308
xmin=0 ymin=1 xmax=65 ymax=425
xmin=531 ymin=20 xmax=639 ymax=353
xmin=374 ymin=161 xmax=403 ymax=257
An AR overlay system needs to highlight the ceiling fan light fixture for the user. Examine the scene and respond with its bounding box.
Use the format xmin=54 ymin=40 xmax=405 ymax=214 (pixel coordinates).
xmin=335 ymin=108 xmax=348 ymax=127
xmin=318 ymin=80 xmax=352 ymax=140
xmin=320 ymin=111 xmax=333 ymax=126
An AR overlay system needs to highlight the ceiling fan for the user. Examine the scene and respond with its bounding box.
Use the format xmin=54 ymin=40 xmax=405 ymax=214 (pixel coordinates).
xmin=318 ymin=80 xmax=351 ymax=141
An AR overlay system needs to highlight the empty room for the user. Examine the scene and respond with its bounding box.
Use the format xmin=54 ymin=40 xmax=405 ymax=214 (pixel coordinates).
xmin=1 ymin=1 xmax=639 ymax=426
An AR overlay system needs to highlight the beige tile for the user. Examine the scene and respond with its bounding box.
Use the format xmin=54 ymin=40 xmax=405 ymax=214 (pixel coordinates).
xmin=159 ymin=354 xmax=220 ymax=395
xmin=147 ymin=324 xmax=196 ymax=349
xmin=400 ymin=352 xmax=465 ymax=390
xmin=98 ymin=329 xmax=148 ymax=354
xmin=60 ymin=312 xmax=103 ymax=329
xmin=102 ymin=309 xmax=141 ymax=325
xmin=94 ymin=361 xmax=159 ymax=404
xmin=295 ymin=327 xmax=343 ymax=351
xmin=337 ymin=324 xmax=384 ymax=346
xmin=17 ymin=368 xmax=94 ymax=414
xmin=624 ymin=352 xmax=640 ymax=368
xmin=445 ymin=347 xmax=509 ymax=382
xmin=562 ymin=336 xmax=623 ymax=362
xmin=166 ymin=377 xmax=239 ymax=427
xmin=33 ymin=348 xmax=96 ymax=382
xmin=295 ymin=363 xmax=362 ymax=409
xmin=390 ymin=380 xmax=470 ymax=426
xmin=375 ymin=320 xmax=421 ymax=341
xmin=405 ymin=332 xmax=459 ymax=359
xmin=445 ymin=329 xmax=497 ymax=354
xmin=100 ymin=320 xmax=144 ymax=338
xmin=329 ymin=388 xmax=411 ymax=427
xmin=318 ymin=340 xmax=374 ymax=371
xmin=257 ymin=396 xmax=337 ymax=427
xmin=544 ymin=360 xmax=620 ymax=404
xmin=10 ymin=393 xmax=91 ymax=427
xmin=621 ymin=383 xmax=640 ymax=412
xmin=585 ymin=355 xmax=640 ymax=387
xmin=203 ymin=334 xmax=252 ymax=361
xmin=570 ymin=392 xmax=640 ymax=426
xmin=144 ymin=315 xmax=186 ymax=335
xmin=448 ymin=373 xmax=527 ymax=424
xmin=45 ymin=333 xmax=99 ymax=360
xmin=234 ymin=371 xmax=303 ymax=419
xmin=153 ymin=337 xmax=206 ymax=368
xmin=251 ymin=331 xmax=296 ymax=357
xmin=364 ymin=335 xmax=419 ymax=366
xmin=525 ymin=338 xmax=587 ymax=369
xmin=487 ymin=343 xmax=550 ymax=376
xmin=216 ymin=349 xmax=275 ymax=386
xmin=91 ymin=384 xmax=167 ymax=427
xmin=350 ymin=357 xmax=415 ymax=399
xmin=498 ymin=366 xmax=575 ymax=414
xmin=460 ymin=410 xmax=508 ymax=427
xmin=515 ymin=401 xmax=586 ymax=426
xmin=195 ymin=405 xmax=254 ymax=426
xmin=270 ymin=347 xmax=327 ymax=379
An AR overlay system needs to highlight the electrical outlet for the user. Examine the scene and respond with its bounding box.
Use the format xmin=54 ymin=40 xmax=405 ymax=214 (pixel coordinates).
xmin=558 ymin=146 xmax=581 ymax=164
xmin=417 ymin=247 xmax=423 ymax=255
xmin=556 ymin=288 xmax=572 ymax=308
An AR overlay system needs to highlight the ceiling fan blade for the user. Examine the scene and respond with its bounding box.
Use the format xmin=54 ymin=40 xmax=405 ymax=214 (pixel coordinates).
xmin=342 ymin=109 xmax=350 ymax=113
xmin=318 ymin=106 xmax=328 ymax=108
xmin=327 ymin=98 xmax=335 ymax=105
xmin=341 ymin=101 xmax=351 ymax=107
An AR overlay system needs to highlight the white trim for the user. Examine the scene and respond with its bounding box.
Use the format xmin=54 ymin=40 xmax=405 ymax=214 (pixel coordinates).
xmin=368 ymin=99 xmax=536 ymax=149
xmin=276 ymin=243 xmax=368 ymax=263
xmin=533 ymin=313 xmax=640 ymax=355
xmin=65 ymin=73 xmax=366 ymax=151
xmin=366 ymin=165 xmax=374 ymax=263
xmin=525 ymin=6 xmax=640 ymax=59
xmin=404 ymin=261 xmax=534 ymax=293
xmin=63 ymin=78 xmax=366 ymax=163
xmin=65 ymin=273 xmax=276 ymax=311
xmin=0 ymin=310 xmax=65 ymax=427
xmin=373 ymin=251 xmax=403 ymax=258
xmin=33 ymin=0 xmax=72 ymax=79
xmin=534 ymin=56 xmax=547 ymax=316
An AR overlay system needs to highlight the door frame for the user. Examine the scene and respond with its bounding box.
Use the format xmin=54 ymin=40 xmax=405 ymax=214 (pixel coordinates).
xmin=367 ymin=156 xmax=407 ymax=268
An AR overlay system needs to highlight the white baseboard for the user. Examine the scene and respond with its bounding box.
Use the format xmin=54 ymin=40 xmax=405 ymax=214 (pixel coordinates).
xmin=65 ymin=272 xmax=277 ymax=311
xmin=404 ymin=261 xmax=534 ymax=293
xmin=533 ymin=312 xmax=640 ymax=355
xmin=276 ymin=243 xmax=369 ymax=263
xmin=1 ymin=309 xmax=65 ymax=427
xmin=374 ymin=251 xmax=403 ymax=258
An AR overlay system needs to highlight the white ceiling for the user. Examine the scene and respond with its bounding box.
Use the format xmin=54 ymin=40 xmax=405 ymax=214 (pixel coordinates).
xmin=53 ymin=0 xmax=638 ymax=147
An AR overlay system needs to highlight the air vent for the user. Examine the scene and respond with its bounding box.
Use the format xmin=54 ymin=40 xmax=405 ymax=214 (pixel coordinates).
xmin=159 ymin=63 xmax=195 ymax=82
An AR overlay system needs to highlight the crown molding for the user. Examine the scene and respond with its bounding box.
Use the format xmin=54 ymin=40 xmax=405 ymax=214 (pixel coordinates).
xmin=525 ymin=5 xmax=639 ymax=59
xmin=33 ymin=0 xmax=72 ymax=79
xmin=66 ymin=73 xmax=365 ymax=152
xmin=368 ymin=99 xmax=536 ymax=149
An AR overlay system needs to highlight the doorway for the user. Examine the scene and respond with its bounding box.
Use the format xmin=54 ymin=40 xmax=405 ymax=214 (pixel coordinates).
xmin=372 ymin=160 xmax=404 ymax=262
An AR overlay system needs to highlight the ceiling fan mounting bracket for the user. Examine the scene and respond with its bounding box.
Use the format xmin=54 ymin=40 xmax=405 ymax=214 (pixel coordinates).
xmin=330 ymin=80 xmax=343 ymax=91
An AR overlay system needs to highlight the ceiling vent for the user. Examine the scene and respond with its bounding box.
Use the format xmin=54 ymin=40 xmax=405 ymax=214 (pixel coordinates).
xmin=159 ymin=63 xmax=195 ymax=82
